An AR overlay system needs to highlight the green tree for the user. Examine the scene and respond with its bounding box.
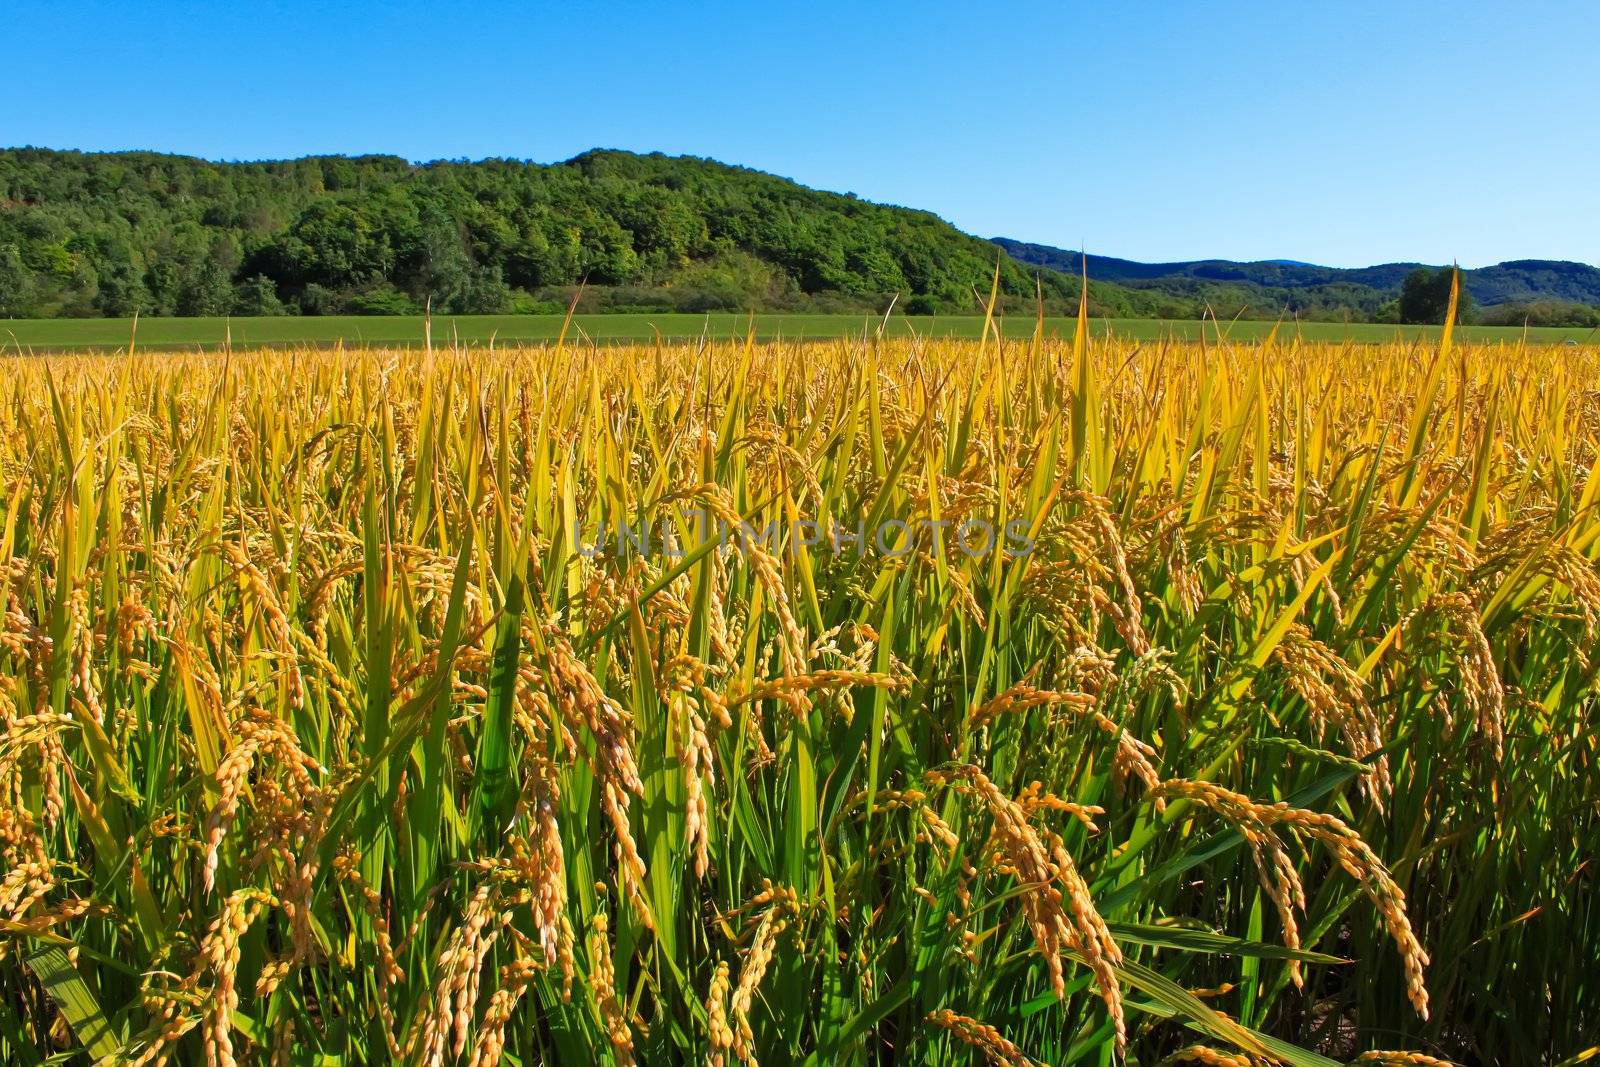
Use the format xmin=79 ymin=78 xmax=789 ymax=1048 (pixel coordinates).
xmin=405 ymin=208 xmax=472 ymax=310
xmin=234 ymin=275 xmax=285 ymax=316
xmin=258 ymin=202 xmax=394 ymax=293
xmin=0 ymin=245 xmax=36 ymax=317
xmin=178 ymin=260 xmax=237 ymax=316
xmin=93 ymin=247 xmax=151 ymax=316
xmin=1399 ymin=267 xmax=1473 ymax=325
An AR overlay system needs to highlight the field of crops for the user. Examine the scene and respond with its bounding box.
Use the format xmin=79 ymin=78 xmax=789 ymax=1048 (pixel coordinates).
xmin=2 ymin=312 xmax=1597 ymax=1064
xmin=3 ymin=311 xmax=1598 ymax=350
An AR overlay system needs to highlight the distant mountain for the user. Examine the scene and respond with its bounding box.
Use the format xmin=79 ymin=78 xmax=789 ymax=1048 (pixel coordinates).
xmin=993 ymin=238 xmax=1600 ymax=309
xmin=3 ymin=144 xmax=1593 ymax=324
xmin=1466 ymin=260 xmax=1600 ymax=305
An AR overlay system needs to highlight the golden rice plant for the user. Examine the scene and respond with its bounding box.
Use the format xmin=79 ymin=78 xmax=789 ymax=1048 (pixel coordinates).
xmin=0 ymin=315 xmax=1597 ymax=1065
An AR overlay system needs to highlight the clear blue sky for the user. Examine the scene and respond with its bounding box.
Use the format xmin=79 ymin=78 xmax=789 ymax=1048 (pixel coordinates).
xmin=12 ymin=1 xmax=1599 ymax=268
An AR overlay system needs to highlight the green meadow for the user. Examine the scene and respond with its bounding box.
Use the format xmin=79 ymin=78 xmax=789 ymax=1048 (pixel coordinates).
xmin=3 ymin=313 xmax=1596 ymax=350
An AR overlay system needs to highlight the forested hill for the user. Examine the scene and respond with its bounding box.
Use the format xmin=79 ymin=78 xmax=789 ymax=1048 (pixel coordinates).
xmin=0 ymin=147 xmax=1170 ymax=320
xmin=9 ymin=145 xmax=1595 ymax=325
xmin=995 ymin=237 xmax=1600 ymax=326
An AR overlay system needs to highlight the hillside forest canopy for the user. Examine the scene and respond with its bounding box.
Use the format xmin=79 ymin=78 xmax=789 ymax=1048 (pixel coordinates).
xmin=3 ymin=147 xmax=1599 ymax=326
xmin=0 ymin=148 xmax=1114 ymax=320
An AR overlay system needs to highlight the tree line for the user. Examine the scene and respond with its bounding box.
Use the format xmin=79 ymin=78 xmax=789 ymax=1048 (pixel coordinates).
xmin=7 ymin=148 xmax=1593 ymax=327
xmin=0 ymin=148 xmax=1181 ymax=320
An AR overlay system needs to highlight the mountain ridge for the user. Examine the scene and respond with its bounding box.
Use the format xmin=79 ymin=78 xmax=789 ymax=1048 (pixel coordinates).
xmin=993 ymin=238 xmax=1600 ymax=309
xmin=2 ymin=144 xmax=1597 ymax=323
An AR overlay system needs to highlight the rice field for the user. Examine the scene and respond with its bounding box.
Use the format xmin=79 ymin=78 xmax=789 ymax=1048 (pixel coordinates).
xmin=1 ymin=310 xmax=1597 ymax=1064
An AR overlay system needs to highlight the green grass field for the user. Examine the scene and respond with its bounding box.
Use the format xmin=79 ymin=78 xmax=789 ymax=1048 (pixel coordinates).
xmin=3 ymin=313 xmax=1596 ymax=350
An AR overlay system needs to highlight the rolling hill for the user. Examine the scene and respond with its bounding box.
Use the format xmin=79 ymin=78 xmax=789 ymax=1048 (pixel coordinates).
xmin=0 ymin=147 xmax=1170 ymax=320
xmin=994 ymin=237 xmax=1600 ymax=316
xmin=2 ymin=145 xmax=1595 ymax=324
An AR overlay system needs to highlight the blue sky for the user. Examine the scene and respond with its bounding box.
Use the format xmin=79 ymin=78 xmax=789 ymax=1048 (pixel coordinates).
xmin=12 ymin=1 xmax=1599 ymax=268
